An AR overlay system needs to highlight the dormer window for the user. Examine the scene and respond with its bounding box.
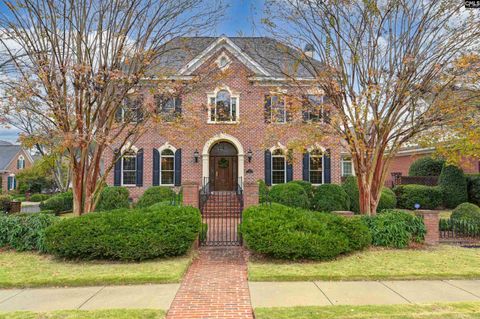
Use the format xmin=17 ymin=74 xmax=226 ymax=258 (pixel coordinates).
xmin=208 ymin=88 xmax=239 ymax=123
xmin=17 ymin=155 xmax=25 ymax=170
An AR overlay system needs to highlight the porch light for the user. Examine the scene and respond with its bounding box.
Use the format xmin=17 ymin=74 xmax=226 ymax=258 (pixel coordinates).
xmin=194 ymin=149 xmax=199 ymax=163
xmin=247 ymin=149 xmax=253 ymax=163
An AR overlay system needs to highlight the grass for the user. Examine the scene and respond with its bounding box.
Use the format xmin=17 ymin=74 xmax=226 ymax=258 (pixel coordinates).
xmin=0 ymin=309 xmax=165 ymax=319
xmin=254 ymin=302 xmax=480 ymax=319
xmin=0 ymin=250 xmax=193 ymax=288
xmin=249 ymin=245 xmax=480 ymax=281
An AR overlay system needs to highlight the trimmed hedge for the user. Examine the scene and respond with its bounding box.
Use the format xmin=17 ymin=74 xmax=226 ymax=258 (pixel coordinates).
xmin=0 ymin=213 xmax=59 ymax=252
xmin=408 ymin=157 xmax=445 ymax=176
xmin=451 ymin=203 xmax=480 ymax=224
xmin=342 ymin=176 xmax=360 ymax=213
xmin=39 ymin=191 xmax=73 ymax=214
xmin=258 ymin=180 xmax=269 ymax=204
xmin=467 ymin=174 xmax=480 ymax=206
xmin=311 ymin=184 xmax=350 ymax=212
xmin=268 ymin=182 xmax=310 ymax=209
xmin=136 ymin=186 xmax=175 ymax=208
xmin=289 ymin=180 xmax=314 ymax=200
xmin=241 ymin=204 xmax=371 ymax=260
xmin=363 ymin=210 xmax=426 ymax=248
xmin=29 ymin=194 xmax=50 ymax=202
xmin=394 ymin=184 xmax=442 ymax=210
xmin=95 ymin=187 xmax=130 ymax=211
xmin=377 ymin=188 xmax=397 ymax=212
xmin=439 ymin=165 xmax=468 ymax=209
xmin=43 ymin=206 xmax=201 ymax=261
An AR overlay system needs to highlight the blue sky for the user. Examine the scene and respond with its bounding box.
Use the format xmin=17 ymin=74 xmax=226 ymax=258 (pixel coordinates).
xmin=0 ymin=0 xmax=266 ymax=144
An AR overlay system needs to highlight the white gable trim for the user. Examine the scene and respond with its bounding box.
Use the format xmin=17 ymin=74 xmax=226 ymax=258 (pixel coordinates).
xmin=178 ymin=36 xmax=270 ymax=76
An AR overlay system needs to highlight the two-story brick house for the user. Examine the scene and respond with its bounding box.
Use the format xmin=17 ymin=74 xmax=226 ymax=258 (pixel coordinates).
xmin=0 ymin=141 xmax=34 ymax=193
xmin=105 ymin=36 xmax=344 ymax=199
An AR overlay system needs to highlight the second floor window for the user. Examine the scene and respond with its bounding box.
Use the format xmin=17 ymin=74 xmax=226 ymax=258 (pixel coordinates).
xmin=116 ymin=96 xmax=143 ymax=123
xmin=303 ymin=95 xmax=330 ymax=123
xmin=155 ymin=95 xmax=182 ymax=121
xmin=265 ymin=95 xmax=286 ymax=123
xmin=209 ymin=90 xmax=238 ymax=123
xmin=121 ymin=151 xmax=137 ymax=186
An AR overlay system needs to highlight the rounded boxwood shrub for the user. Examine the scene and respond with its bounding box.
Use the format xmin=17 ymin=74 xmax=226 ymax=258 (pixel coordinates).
xmin=43 ymin=206 xmax=201 ymax=261
xmin=289 ymin=180 xmax=314 ymax=200
xmin=393 ymin=184 xmax=442 ymax=210
xmin=467 ymin=175 xmax=480 ymax=206
xmin=439 ymin=165 xmax=468 ymax=208
xmin=95 ymin=186 xmax=130 ymax=211
xmin=39 ymin=191 xmax=73 ymax=214
xmin=451 ymin=203 xmax=480 ymax=224
xmin=268 ymin=183 xmax=310 ymax=209
xmin=363 ymin=210 xmax=426 ymax=248
xmin=241 ymin=203 xmax=371 ymax=260
xmin=377 ymin=188 xmax=397 ymax=212
xmin=136 ymin=186 xmax=175 ymax=208
xmin=408 ymin=157 xmax=445 ymax=176
xmin=258 ymin=180 xmax=269 ymax=203
xmin=29 ymin=193 xmax=50 ymax=202
xmin=311 ymin=184 xmax=350 ymax=212
xmin=342 ymin=176 xmax=360 ymax=213
xmin=0 ymin=213 xmax=59 ymax=252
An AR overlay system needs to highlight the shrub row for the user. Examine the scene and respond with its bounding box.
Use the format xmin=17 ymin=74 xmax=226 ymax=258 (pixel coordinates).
xmin=467 ymin=174 xmax=480 ymax=206
xmin=439 ymin=165 xmax=468 ymax=208
xmin=43 ymin=205 xmax=201 ymax=261
xmin=451 ymin=203 xmax=480 ymax=225
xmin=341 ymin=176 xmax=396 ymax=214
xmin=393 ymin=184 xmax=442 ymax=210
xmin=241 ymin=204 xmax=371 ymax=260
xmin=95 ymin=186 xmax=130 ymax=211
xmin=29 ymin=193 xmax=51 ymax=202
xmin=408 ymin=157 xmax=445 ymax=177
xmin=0 ymin=213 xmax=59 ymax=252
xmin=40 ymin=191 xmax=73 ymax=214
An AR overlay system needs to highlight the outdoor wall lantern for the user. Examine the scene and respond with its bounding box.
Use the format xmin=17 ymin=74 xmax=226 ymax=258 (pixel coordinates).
xmin=194 ymin=149 xmax=199 ymax=163
xmin=247 ymin=149 xmax=253 ymax=163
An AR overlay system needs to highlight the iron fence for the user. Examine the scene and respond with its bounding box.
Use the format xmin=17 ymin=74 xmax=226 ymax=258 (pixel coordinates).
xmin=439 ymin=218 xmax=480 ymax=241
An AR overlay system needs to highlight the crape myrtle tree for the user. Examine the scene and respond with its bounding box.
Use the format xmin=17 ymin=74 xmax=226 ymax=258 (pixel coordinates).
xmin=263 ymin=0 xmax=480 ymax=215
xmin=0 ymin=0 xmax=223 ymax=215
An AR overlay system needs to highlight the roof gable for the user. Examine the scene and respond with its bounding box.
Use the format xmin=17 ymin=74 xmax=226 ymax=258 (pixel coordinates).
xmin=0 ymin=145 xmax=22 ymax=170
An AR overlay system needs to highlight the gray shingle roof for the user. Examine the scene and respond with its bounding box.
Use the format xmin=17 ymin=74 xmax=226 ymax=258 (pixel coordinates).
xmin=0 ymin=145 xmax=21 ymax=170
xmin=147 ymin=36 xmax=320 ymax=78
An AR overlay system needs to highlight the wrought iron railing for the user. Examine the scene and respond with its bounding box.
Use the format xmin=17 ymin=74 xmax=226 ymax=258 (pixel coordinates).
xmin=439 ymin=218 xmax=480 ymax=240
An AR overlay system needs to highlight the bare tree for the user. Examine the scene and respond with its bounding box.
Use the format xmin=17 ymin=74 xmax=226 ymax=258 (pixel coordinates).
xmin=0 ymin=0 xmax=223 ymax=214
xmin=263 ymin=0 xmax=480 ymax=215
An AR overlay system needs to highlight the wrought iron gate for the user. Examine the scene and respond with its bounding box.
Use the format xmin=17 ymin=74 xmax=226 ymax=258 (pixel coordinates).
xmin=199 ymin=178 xmax=244 ymax=246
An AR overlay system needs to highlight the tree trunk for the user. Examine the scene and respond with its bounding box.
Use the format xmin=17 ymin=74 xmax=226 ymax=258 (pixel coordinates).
xmin=71 ymin=169 xmax=83 ymax=216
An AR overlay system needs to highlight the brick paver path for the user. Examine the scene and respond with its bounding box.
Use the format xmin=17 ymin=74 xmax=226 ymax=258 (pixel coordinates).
xmin=166 ymin=247 xmax=253 ymax=319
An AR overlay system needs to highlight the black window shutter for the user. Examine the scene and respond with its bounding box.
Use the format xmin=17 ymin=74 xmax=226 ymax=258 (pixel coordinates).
xmin=264 ymin=95 xmax=271 ymax=123
xmin=152 ymin=148 xmax=160 ymax=186
xmin=264 ymin=149 xmax=272 ymax=186
xmin=324 ymin=149 xmax=331 ymax=183
xmin=114 ymin=149 xmax=121 ymax=186
xmin=286 ymin=160 xmax=293 ymax=182
xmin=175 ymin=98 xmax=182 ymax=117
xmin=302 ymin=152 xmax=310 ymax=181
xmin=136 ymin=149 xmax=144 ymax=186
xmin=174 ymin=149 xmax=182 ymax=186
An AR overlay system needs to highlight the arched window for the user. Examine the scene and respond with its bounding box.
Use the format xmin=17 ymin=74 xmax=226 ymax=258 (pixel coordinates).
xmin=272 ymin=149 xmax=286 ymax=184
xmin=309 ymin=149 xmax=324 ymax=184
xmin=121 ymin=150 xmax=137 ymax=186
xmin=208 ymin=89 xmax=238 ymax=123
xmin=17 ymin=155 xmax=25 ymax=169
xmin=160 ymin=149 xmax=175 ymax=185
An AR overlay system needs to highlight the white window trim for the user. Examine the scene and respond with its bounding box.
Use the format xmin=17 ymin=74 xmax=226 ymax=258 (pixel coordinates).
xmin=121 ymin=150 xmax=137 ymax=187
xmin=309 ymin=151 xmax=324 ymax=186
xmin=158 ymin=143 xmax=177 ymax=186
xmin=17 ymin=155 xmax=25 ymax=169
xmin=207 ymin=87 xmax=240 ymax=124
xmin=271 ymin=149 xmax=287 ymax=185
xmin=341 ymin=156 xmax=355 ymax=177
xmin=7 ymin=174 xmax=16 ymax=191
xmin=269 ymin=94 xmax=287 ymax=124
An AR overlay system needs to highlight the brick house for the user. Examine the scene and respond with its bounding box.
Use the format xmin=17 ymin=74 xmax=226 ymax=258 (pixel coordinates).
xmin=105 ymin=36 xmax=348 ymax=199
xmin=0 ymin=141 xmax=34 ymax=193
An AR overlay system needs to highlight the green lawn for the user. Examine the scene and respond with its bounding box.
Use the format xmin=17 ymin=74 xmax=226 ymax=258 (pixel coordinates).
xmin=0 ymin=251 xmax=193 ymax=288
xmin=255 ymin=302 xmax=480 ymax=319
xmin=0 ymin=309 xmax=165 ymax=319
xmin=249 ymin=245 xmax=480 ymax=281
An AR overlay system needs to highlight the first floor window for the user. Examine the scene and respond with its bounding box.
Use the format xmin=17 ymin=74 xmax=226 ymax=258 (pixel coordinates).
xmin=122 ymin=151 xmax=136 ymax=186
xmin=342 ymin=156 xmax=354 ymax=177
xmin=7 ymin=175 xmax=16 ymax=190
xmin=310 ymin=150 xmax=323 ymax=184
xmin=209 ymin=90 xmax=238 ymax=122
xmin=161 ymin=149 xmax=175 ymax=185
xmin=17 ymin=155 xmax=25 ymax=169
xmin=272 ymin=149 xmax=286 ymax=184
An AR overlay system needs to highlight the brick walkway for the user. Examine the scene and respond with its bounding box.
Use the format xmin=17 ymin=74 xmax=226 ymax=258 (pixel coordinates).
xmin=166 ymin=247 xmax=253 ymax=319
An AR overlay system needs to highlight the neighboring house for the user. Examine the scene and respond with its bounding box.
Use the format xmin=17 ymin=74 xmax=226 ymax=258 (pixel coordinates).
xmin=0 ymin=141 xmax=34 ymax=193
xmin=105 ymin=36 xmax=344 ymax=199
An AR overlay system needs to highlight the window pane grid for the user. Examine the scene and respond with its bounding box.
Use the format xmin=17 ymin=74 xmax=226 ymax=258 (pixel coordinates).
xmin=122 ymin=154 xmax=136 ymax=185
xmin=211 ymin=90 xmax=237 ymax=122
xmin=310 ymin=153 xmax=323 ymax=184
xmin=271 ymin=95 xmax=286 ymax=123
xmin=272 ymin=155 xmax=286 ymax=184
xmin=161 ymin=155 xmax=174 ymax=185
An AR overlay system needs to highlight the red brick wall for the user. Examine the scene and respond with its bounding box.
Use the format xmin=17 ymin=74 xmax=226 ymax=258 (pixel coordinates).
xmin=1 ymin=149 xmax=33 ymax=193
xmin=105 ymin=49 xmax=343 ymax=199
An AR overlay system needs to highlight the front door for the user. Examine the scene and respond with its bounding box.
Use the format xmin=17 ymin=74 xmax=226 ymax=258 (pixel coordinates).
xmin=212 ymin=156 xmax=236 ymax=191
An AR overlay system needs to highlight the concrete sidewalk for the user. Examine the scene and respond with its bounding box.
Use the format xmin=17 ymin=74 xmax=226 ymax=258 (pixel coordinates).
xmin=0 ymin=284 xmax=179 ymax=312
xmin=249 ymin=280 xmax=480 ymax=307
